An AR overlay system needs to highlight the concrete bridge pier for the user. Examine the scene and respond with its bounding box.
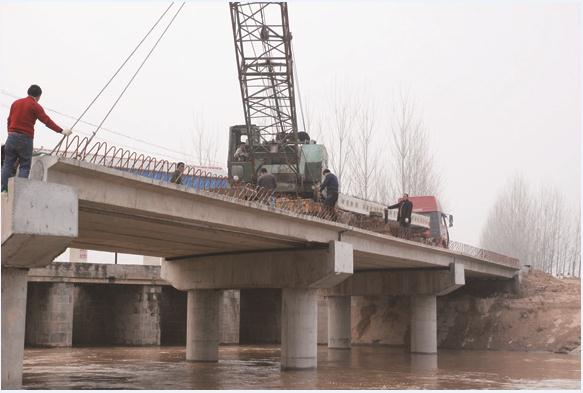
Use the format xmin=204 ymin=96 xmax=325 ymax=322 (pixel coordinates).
xmin=1 ymin=178 xmax=78 ymax=388
xmin=281 ymin=288 xmax=318 ymax=369
xmin=1 ymin=267 xmax=29 ymax=388
xmin=186 ymin=289 xmax=220 ymax=362
xmin=162 ymin=240 xmax=353 ymax=370
xmin=325 ymin=262 xmax=465 ymax=356
xmin=410 ymin=295 xmax=437 ymax=354
xmin=326 ymin=296 xmax=351 ymax=349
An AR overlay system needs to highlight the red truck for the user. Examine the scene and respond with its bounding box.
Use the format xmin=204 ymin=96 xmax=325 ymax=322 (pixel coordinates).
xmin=408 ymin=196 xmax=454 ymax=248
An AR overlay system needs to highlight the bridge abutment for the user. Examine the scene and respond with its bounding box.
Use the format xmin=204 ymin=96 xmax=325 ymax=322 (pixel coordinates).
xmin=26 ymin=282 xmax=74 ymax=347
xmin=327 ymin=296 xmax=351 ymax=349
xmin=240 ymin=289 xmax=281 ymax=344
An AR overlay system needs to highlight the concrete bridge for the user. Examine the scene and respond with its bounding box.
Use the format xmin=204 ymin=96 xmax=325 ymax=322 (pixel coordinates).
xmin=1 ymin=156 xmax=520 ymax=388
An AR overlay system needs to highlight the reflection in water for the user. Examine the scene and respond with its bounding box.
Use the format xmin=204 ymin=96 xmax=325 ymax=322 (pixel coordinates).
xmin=410 ymin=353 xmax=438 ymax=371
xmin=22 ymin=345 xmax=580 ymax=390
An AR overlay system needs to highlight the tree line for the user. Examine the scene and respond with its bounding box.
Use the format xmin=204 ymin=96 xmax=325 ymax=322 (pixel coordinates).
xmin=480 ymin=175 xmax=581 ymax=277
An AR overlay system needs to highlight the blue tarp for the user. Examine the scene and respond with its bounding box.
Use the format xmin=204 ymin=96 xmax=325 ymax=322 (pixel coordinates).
xmin=117 ymin=168 xmax=229 ymax=190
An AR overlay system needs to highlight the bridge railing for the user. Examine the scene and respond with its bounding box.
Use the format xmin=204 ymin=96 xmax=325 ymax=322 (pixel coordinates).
xmin=449 ymin=241 xmax=520 ymax=268
xmin=52 ymin=135 xmax=339 ymax=221
xmin=51 ymin=136 xmax=519 ymax=269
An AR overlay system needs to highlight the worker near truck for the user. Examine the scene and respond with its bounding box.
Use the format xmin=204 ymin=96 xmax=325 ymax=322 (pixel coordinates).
xmin=320 ymin=169 xmax=339 ymax=208
xmin=388 ymin=193 xmax=413 ymax=239
xmin=1 ymin=85 xmax=72 ymax=192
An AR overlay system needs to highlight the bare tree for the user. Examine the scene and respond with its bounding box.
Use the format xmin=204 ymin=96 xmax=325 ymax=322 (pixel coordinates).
xmin=480 ymin=175 xmax=534 ymax=263
xmin=322 ymin=83 xmax=358 ymax=192
xmin=382 ymin=93 xmax=441 ymax=202
xmin=574 ymin=217 xmax=581 ymax=277
xmin=350 ymin=100 xmax=378 ymax=200
xmin=480 ymin=174 xmax=581 ymax=277
xmin=191 ymin=110 xmax=219 ymax=167
xmin=300 ymin=97 xmax=323 ymax=144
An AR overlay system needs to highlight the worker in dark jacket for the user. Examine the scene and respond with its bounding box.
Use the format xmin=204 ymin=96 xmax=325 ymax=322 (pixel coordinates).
xmin=320 ymin=169 xmax=339 ymax=207
xmin=257 ymin=167 xmax=277 ymax=207
xmin=388 ymin=193 xmax=413 ymax=239
xmin=257 ymin=168 xmax=277 ymax=191
xmin=170 ymin=162 xmax=185 ymax=184
xmin=1 ymin=85 xmax=72 ymax=191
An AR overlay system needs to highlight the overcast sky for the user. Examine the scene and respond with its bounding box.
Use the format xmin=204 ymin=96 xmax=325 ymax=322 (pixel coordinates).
xmin=0 ymin=0 xmax=580 ymax=250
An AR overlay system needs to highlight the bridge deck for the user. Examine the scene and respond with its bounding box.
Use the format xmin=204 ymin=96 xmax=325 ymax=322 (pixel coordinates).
xmin=32 ymin=156 xmax=518 ymax=278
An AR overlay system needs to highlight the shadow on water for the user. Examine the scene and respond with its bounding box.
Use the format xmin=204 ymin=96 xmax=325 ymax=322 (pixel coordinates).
xmin=22 ymin=345 xmax=581 ymax=389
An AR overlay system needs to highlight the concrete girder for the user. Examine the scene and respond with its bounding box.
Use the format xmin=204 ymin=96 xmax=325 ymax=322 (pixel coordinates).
xmin=1 ymin=178 xmax=78 ymax=268
xmin=324 ymin=262 xmax=465 ymax=297
xmin=161 ymin=241 xmax=354 ymax=290
xmin=31 ymin=157 xmax=518 ymax=278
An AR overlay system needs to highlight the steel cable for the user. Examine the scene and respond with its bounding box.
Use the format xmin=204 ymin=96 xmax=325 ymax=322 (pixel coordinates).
xmin=79 ymin=2 xmax=186 ymax=153
xmin=50 ymin=2 xmax=176 ymax=154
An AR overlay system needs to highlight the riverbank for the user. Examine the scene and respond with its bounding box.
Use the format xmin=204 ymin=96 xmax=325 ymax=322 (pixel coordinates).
xmin=350 ymin=269 xmax=581 ymax=353
xmin=437 ymin=269 xmax=580 ymax=352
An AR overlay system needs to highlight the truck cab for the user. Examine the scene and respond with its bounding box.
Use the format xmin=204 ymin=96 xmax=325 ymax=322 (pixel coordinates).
xmin=408 ymin=196 xmax=453 ymax=248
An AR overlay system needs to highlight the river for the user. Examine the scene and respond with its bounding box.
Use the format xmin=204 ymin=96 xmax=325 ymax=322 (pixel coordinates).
xmin=23 ymin=345 xmax=580 ymax=389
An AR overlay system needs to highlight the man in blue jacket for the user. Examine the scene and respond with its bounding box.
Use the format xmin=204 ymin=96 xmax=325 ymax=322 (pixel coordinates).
xmin=320 ymin=168 xmax=339 ymax=208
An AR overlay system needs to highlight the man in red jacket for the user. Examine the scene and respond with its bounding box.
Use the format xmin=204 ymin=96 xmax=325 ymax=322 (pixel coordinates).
xmin=1 ymin=85 xmax=72 ymax=191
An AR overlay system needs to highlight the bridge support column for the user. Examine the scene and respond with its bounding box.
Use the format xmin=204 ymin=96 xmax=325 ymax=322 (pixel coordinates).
xmin=281 ymin=288 xmax=318 ymax=369
xmin=327 ymin=296 xmax=351 ymax=349
xmin=186 ymin=289 xmax=219 ymax=362
xmin=163 ymin=241 xmax=353 ymax=368
xmin=1 ymin=267 xmax=28 ymax=389
xmin=410 ymin=295 xmax=437 ymax=354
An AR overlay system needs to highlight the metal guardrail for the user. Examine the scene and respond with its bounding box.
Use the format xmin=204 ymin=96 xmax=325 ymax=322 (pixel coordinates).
xmin=52 ymin=135 xmax=519 ymax=269
xmin=52 ymin=135 xmax=337 ymax=220
xmin=449 ymin=241 xmax=520 ymax=268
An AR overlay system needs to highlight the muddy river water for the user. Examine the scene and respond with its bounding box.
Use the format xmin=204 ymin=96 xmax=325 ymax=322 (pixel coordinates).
xmin=23 ymin=345 xmax=580 ymax=389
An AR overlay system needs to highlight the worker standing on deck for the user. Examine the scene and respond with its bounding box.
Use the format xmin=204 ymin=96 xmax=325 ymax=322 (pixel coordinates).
xmin=257 ymin=167 xmax=277 ymax=207
xmin=170 ymin=162 xmax=185 ymax=185
xmin=1 ymin=85 xmax=72 ymax=192
xmin=320 ymin=169 xmax=339 ymax=208
xmin=388 ymin=193 xmax=413 ymax=239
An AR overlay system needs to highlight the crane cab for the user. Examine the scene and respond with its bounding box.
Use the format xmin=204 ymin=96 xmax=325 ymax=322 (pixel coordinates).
xmin=228 ymin=124 xmax=328 ymax=196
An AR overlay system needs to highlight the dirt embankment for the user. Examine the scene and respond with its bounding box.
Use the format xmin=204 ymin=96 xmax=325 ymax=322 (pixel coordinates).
xmin=350 ymin=270 xmax=581 ymax=353
xmin=437 ymin=270 xmax=581 ymax=353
